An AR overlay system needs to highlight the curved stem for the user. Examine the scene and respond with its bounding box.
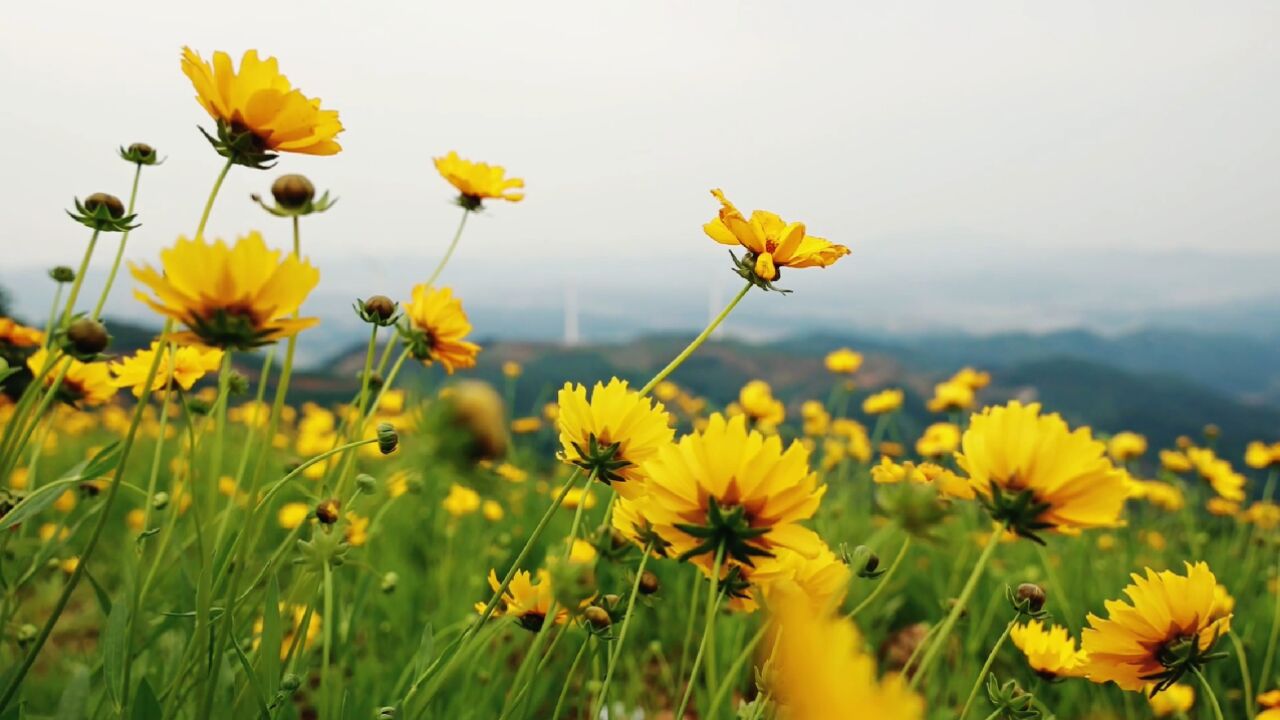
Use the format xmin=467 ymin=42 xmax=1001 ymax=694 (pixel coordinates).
xmin=1229 ymin=633 xmax=1256 ymax=720
xmin=92 ymin=163 xmax=144 ymax=320
xmin=959 ymin=616 xmax=1017 ymax=718
xmin=551 ymin=637 xmax=591 ymax=719
xmin=639 ymin=280 xmax=752 ymax=396
xmin=1260 ymin=546 xmax=1280 ymax=694
xmin=848 ymin=536 xmax=912 ymax=619
xmin=195 ymin=158 xmax=234 ymax=239
xmin=675 ymin=546 xmax=726 ymax=720
xmin=909 ymin=523 xmax=1005 ymax=689
xmin=1192 ymin=666 xmax=1226 ymax=720
xmin=424 ymin=208 xmax=471 ymax=287
xmin=0 ymin=320 xmax=172 ymax=714
xmin=61 ymin=229 xmax=100 ymax=325
xmin=707 ymin=622 xmax=768 ymax=714
xmin=592 ymin=543 xmax=654 ymax=716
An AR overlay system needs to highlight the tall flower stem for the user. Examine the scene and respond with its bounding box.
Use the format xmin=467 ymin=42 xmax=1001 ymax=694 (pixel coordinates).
xmin=674 ymin=570 xmax=704 ymax=695
xmin=61 ymin=229 xmax=100 ymax=325
xmin=1035 ymin=544 xmax=1078 ymax=634
xmin=1259 ymin=545 xmax=1280 ymax=694
xmin=551 ymin=637 xmax=591 ymax=719
xmin=424 ymin=208 xmax=471 ymax=287
xmin=848 ymin=536 xmax=912 ymax=619
xmin=1229 ymin=633 xmax=1257 ymax=720
xmin=959 ymin=616 xmax=1018 ymax=718
xmin=909 ymin=524 xmax=1005 ymax=689
xmin=43 ymin=284 xmax=63 ymax=348
xmin=1192 ymin=666 xmax=1227 ymax=720
xmin=0 ymin=319 xmax=172 ymax=714
xmin=195 ymin=158 xmax=234 ymax=239
xmin=639 ymin=280 xmax=752 ymax=396
xmin=91 ymin=162 xmax=144 ymax=320
xmin=707 ymin=622 xmax=769 ymax=713
xmin=675 ymin=545 xmax=726 ymax=720
xmin=321 ymin=561 xmax=336 ymax=720
xmin=591 ymin=542 xmax=655 ymax=716
xmin=332 ymin=324 xmax=380 ymax=499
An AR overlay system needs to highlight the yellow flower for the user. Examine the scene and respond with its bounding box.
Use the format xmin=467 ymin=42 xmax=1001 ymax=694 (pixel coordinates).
xmin=277 ymin=502 xmax=310 ymax=529
xmin=434 ymin=151 xmax=524 ymax=207
xmin=766 ymin=587 xmax=924 ymax=719
xmin=653 ymin=381 xmax=680 ymax=402
xmin=344 ymin=513 xmax=369 ymax=547
xmin=477 ymin=568 xmax=565 ymax=632
xmin=1147 ymin=684 xmax=1195 ymax=716
xmin=1134 ymin=480 xmax=1185 ymax=513
xmin=1261 ymin=691 xmax=1280 ymax=719
xmin=386 ymin=470 xmax=413 ymax=498
xmin=542 ymin=402 xmax=560 ymax=422
xmin=949 ymin=367 xmax=991 ymax=390
xmin=1081 ymin=562 xmax=1232 ymax=693
xmin=703 ymin=189 xmax=849 ymax=282
xmin=126 ymin=508 xmax=146 ymax=533
xmin=493 ymin=463 xmax=528 ymax=483
xmin=8 ymin=468 xmax=29 ymax=491
xmin=26 ymin=349 xmax=115 ymax=407
xmin=253 ymin=605 xmax=322 ymax=661
xmin=561 ymin=487 xmax=596 ymax=511
xmin=747 ymin=542 xmax=851 ymax=615
xmin=131 ymin=233 xmax=319 ymax=348
xmin=957 ymin=401 xmax=1127 ymax=538
xmin=442 ymin=483 xmax=481 ymax=517
xmin=501 ymin=361 xmax=522 ymax=379
xmin=915 ymin=422 xmax=960 ymax=458
xmin=1096 ymin=533 xmax=1117 ymax=551
xmin=862 ymin=388 xmax=904 ymax=416
xmin=1010 ymin=620 xmax=1088 ymax=679
xmin=510 ymin=417 xmax=543 ymax=434
xmin=639 ymin=413 xmax=825 ymax=575
xmin=800 ymin=400 xmax=830 ymax=437
xmin=402 ymin=285 xmax=480 ymax=373
xmin=1142 ymin=530 xmax=1167 ymax=551
xmin=60 ymin=557 xmax=80 ymax=575
xmin=481 ymin=500 xmax=504 ymax=522
xmin=0 ymin=317 xmax=44 ymax=348
xmin=1185 ymin=447 xmax=1246 ymax=502
xmin=181 ymin=47 xmax=342 ymax=156
xmin=926 ymin=380 xmax=974 ymax=413
xmin=110 ymin=341 xmax=223 ymax=397
xmin=1107 ymin=432 xmax=1147 ymax=462
xmin=1244 ymin=501 xmax=1280 ymax=530
xmin=870 ymin=457 xmax=974 ymax=500
xmin=1206 ymin=497 xmax=1240 ymax=517
xmin=1160 ymin=449 xmax=1193 ymax=474
xmin=737 ymin=380 xmax=785 ymax=429
xmin=824 ymin=348 xmax=863 ymax=375
xmin=556 ymin=378 xmax=674 ymax=495
xmin=1246 ymin=441 xmax=1280 ymax=470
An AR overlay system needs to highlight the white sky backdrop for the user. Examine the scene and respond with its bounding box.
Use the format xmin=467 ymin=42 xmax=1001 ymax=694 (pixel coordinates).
xmin=2 ymin=1 xmax=1278 ymax=350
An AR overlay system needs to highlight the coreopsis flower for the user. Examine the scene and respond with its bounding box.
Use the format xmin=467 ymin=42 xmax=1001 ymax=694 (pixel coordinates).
xmin=560 ymin=487 xmax=596 ymax=511
xmin=735 ymin=379 xmax=785 ymax=431
xmin=493 ymin=462 xmax=527 ymax=483
xmin=1246 ymin=440 xmax=1280 ymax=470
xmin=800 ymin=400 xmax=830 ymax=437
xmin=441 ymin=483 xmax=481 ymax=517
xmin=253 ymin=605 xmax=322 ymax=660
xmin=26 ymin=349 xmax=115 ymax=406
xmin=131 ymin=233 xmax=319 ymax=348
xmin=1148 ymin=684 xmax=1195 ymax=716
xmin=862 ymin=388 xmax=904 ymax=415
xmin=110 ymin=341 xmax=223 ymax=397
xmin=481 ymin=500 xmax=503 ymax=522
xmin=278 ymin=502 xmax=310 ymax=529
xmin=949 ymin=367 xmax=991 ymax=390
xmin=1260 ymin=691 xmax=1280 ymax=720
xmin=639 ymin=413 xmax=826 ymax=575
xmin=1185 ymin=447 xmax=1247 ymax=502
xmin=871 ymin=457 xmax=974 ymax=500
xmin=510 ymin=417 xmax=542 ymax=434
xmin=611 ymin=494 xmax=670 ymax=556
xmin=1205 ymin=497 xmax=1240 ymax=517
xmin=1244 ymin=501 xmax=1280 ymax=530
xmin=915 ymin=422 xmax=960 ymax=458
xmin=747 ymin=542 xmax=851 ymax=614
xmin=476 ymin=568 xmax=565 ymax=632
xmin=181 ymin=47 xmax=343 ymax=166
xmin=703 ymin=188 xmax=849 ymax=288
xmin=1130 ymin=479 xmax=1186 ymax=513
xmin=434 ymin=152 xmax=524 ymax=209
xmin=824 ymin=348 xmax=862 ymax=375
xmin=926 ymin=379 xmax=974 ymax=413
xmin=400 ymin=284 xmax=480 ymax=373
xmin=556 ymin=378 xmax=674 ymax=495
xmin=1081 ymin=562 xmax=1233 ymax=693
xmin=501 ymin=361 xmax=522 ymax=379
xmin=0 ymin=317 xmax=44 ymax=349
xmin=832 ymin=418 xmax=872 ymax=462
xmin=1010 ymin=620 xmax=1088 ymax=679
xmin=344 ymin=513 xmax=369 ymax=547
xmin=1160 ymin=449 xmax=1193 ymax=474
xmin=1108 ymin=431 xmax=1148 ymax=463
xmin=957 ymin=401 xmax=1127 ymax=541
xmin=766 ymin=587 xmax=924 ymax=719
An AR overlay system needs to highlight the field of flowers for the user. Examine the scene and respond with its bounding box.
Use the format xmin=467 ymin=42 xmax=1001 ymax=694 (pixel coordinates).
xmin=2 ymin=47 xmax=1280 ymax=720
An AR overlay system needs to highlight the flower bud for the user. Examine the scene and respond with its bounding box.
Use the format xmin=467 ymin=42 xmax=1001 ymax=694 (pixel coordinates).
xmin=583 ymin=605 xmax=612 ymax=631
xmin=315 ymin=499 xmax=340 ymax=525
xmin=377 ymin=423 xmax=399 ymax=455
xmin=64 ymin=317 xmax=110 ymax=357
xmin=849 ymin=544 xmax=885 ymax=579
xmin=120 ymin=142 xmax=161 ymax=165
xmin=1203 ymin=423 xmax=1221 ymax=440
xmin=17 ymin=623 xmax=37 ymax=646
xmin=84 ymin=192 xmax=125 ymax=219
xmin=361 ymin=295 xmax=397 ymax=324
xmin=186 ymin=397 xmax=212 ymax=416
xmin=271 ymin=174 xmax=315 ymax=209
xmin=381 ymin=571 xmax=399 ymax=594
xmin=152 ymin=491 xmax=170 ymax=510
xmin=49 ymin=266 xmax=75 ymax=283
xmin=377 ymin=708 xmax=396 ymax=720
xmin=1015 ymin=583 xmax=1047 ymax=614
xmin=227 ymin=371 xmax=250 ymax=396
xmin=280 ymin=673 xmax=301 ymax=693
xmin=356 ymin=473 xmax=377 ymax=494
xmin=638 ymin=570 xmax=660 ymax=595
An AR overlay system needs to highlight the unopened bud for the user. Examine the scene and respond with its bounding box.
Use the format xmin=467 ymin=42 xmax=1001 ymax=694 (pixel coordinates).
xmin=84 ymin=192 xmax=125 ymax=219
xmin=356 ymin=473 xmax=377 ymax=494
xmin=638 ymin=570 xmax=660 ymax=595
xmin=358 ymin=295 xmax=398 ymax=325
xmin=377 ymin=423 xmax=399 ymax=455
xmin=381 ymin=571 xmax=399 ymax=594
xmin=227 ymin=371 xmax=250 ymax=396
xmin=49 ymin=266 xmax=75 ymax=283
xmin=315 ymin=499 xmax=340 ymax=525
xmin=280 ymin=673 xmax=301 ymax=693
xmin=1015 ymin=583 xmax=1047 ymax=614
xmin=65 ymin=317 xmax=110 ymax=357
xmin=583 ymin=605 xmax=612 ymax=630
xmin=377 ymin=708 xmax=396 ymax=720
xmin=152 ymin=492 xmax=170 ymax=510
xmin=271 ymin=174 xmax=315 ymax=209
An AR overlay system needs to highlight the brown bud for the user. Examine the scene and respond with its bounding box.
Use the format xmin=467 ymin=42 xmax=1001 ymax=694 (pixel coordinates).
xmin=1016 ymin=583 xmax=1047 ymax=613
xmin=65 ymin=317 xmax=110 ymax=356
xmin=271 ymin=174 xmax=315 ymax=209
xmin=128 ymin=142 xmax=155 ymax=157
xmin=363 ymin=295 xmax=396 ymax=322
xmin=315 ymin=499 xmax=340 ymax=525
xmin=1203 ymin=423 xmax=1221 ymax=439
xmin=638 ymin=570 xmax=660 ymax=595
xmin=84 ymin=192 xmax=125 ymax=218
xmin=583 ymin=606 xmax=611 ymax=630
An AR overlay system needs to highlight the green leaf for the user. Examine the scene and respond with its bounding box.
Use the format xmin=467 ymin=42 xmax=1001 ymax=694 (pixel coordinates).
xmin=102 ymin=599 xmax=128 ymax=709
xmin=258 ymin=573 xmax=282 ymax=692
xmin=0 ymin=700 xmax=22 ymax=720
xmin=130 ymin=679 xmax=162 ymax=720
xmin=229 ymin=635 xmax=272 ymax=720
xmin=411 ymin=623 xmax=435 ymax=679
xmin=0 ymin=443 xmax=120 ymax=532
xmin=82 ymin=567 xmax=113 ymax=617
xmin=53 ymin=664 xmax=90 ymax=720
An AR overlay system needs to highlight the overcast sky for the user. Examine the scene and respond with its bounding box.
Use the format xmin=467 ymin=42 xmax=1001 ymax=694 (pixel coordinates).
xmin=2 ymin=1 xmax=1277 ymax=343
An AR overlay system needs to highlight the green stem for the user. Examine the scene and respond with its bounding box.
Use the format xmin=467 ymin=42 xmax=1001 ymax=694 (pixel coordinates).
xmin=675 ymin=545 xmax=725 ymax=720
xmin=0 ymin=320 xmax=173 ymax=714
xmin=707 ymin=622 xmax=768 ymax=714
xmin=909 ymin=523 xmax=1005 ymax=689
xmin=43 ymin=284 xmax=63 ymax=348
xmin=848 ymin=536 xmax=912 ymax=619
xmin=61 ymin=229 xmax=100 ymax=325
xmin=424 ymin=208 xmax=471 ymax=287
xmin=91 ymin=162 xmax=144 ymax=320
xmin=1229 ymin=633 xmax=1256 ymax=720
xmin=674 ymin=569 xmax=704 ymax=695
xmin=1192 ymin=666 xmax=1226 ymax=720
xmin=959 ymin=616 xmax=1017 ymax=719
xmin=333 ymin=324 xmax=380 ymax=499
xmin=551 ymin=637 xmax=591 ymax=719
xmin=195 ymin=157 xmax=234 ymax=239
xmin=592 ymin=543 xmax=654 ymax=716
xmin=639 ymin=280 xmax=752 ymax=396
xmin=1035 ymin=544 xmax=1078 ymax=634
xmin=321 ymin=562 xmax=335 ymax=720
xmin=1261 ymin=545 xmax=1280 ymax=694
